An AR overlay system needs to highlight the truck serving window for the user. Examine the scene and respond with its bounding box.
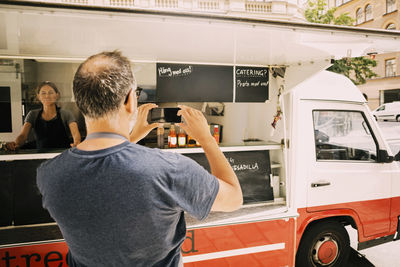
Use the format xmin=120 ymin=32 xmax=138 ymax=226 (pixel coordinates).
xmin=313 ymin=111 xmax=377 ymax=162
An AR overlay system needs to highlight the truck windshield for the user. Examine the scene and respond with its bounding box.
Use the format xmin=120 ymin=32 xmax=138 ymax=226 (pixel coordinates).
xmin=313 ymin=111 xmax=377 ymax=162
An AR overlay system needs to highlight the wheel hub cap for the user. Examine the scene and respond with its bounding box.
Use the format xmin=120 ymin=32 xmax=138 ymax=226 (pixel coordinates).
xmin=313 ymin=236 xmax=339 ymax=265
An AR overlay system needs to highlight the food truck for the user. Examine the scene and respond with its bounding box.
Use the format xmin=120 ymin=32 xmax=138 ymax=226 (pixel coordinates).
xmin=0 ymin=1 xmax=400 ymax=266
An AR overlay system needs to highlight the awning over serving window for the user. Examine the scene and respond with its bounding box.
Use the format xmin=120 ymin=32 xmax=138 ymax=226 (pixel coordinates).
xmin=1 ymin=2 xmax=400 ymax=67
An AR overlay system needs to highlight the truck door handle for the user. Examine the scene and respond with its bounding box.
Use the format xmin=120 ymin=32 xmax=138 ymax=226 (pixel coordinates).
xmin=311 ymin=182 xmax=331 ymax=188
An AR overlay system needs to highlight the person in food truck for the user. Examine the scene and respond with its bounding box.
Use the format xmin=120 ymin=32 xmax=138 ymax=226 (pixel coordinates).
xmin=36 ymin=51 xmax=243 ymax=267
xmin=6 ymin=81 xmax=81 ymax=150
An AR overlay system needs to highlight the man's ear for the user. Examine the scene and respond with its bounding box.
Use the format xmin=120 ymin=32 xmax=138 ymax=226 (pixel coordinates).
xmin=124 ymin=89 xmax=136 ymax=114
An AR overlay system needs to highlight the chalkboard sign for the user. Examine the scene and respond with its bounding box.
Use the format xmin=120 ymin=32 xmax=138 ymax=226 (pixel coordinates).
xmin=185 ymin=150 xmax=273 ymax=204
xmin=235 ymin=67 xmax=269 ymax=102
xmin=156 ymin=63 xmax=233 ymax=102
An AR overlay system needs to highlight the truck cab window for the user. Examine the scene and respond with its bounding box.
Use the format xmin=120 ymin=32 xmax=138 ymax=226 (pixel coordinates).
xmin=313 ymin=111 xmax=377 ymax=162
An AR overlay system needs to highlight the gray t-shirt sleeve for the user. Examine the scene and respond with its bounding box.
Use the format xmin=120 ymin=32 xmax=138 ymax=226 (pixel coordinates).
xmin=25 ymin=110 xmax=39 ymax=126
xmin=168 ymin=153 xmax=219 ymax=221
xmin=60 ymin=109 xmax=76 ymax=125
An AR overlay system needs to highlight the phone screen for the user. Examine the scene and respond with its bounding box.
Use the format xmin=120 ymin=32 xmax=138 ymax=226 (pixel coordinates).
xmin=149 ymin=108 xmax=181 ymax=123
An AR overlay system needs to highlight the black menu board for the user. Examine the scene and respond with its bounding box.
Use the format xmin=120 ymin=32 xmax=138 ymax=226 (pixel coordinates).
xmin=156 ymin=63 xmax=233 ymax=102
xmin=185 ymin=150 xmax=273 ymax=204
xmin=235 ymin=67 xmax=269 ymax=102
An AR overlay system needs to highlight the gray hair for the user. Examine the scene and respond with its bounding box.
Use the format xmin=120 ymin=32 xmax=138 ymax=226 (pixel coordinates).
xmin=73 ymin=50 xmax=136 ymax=119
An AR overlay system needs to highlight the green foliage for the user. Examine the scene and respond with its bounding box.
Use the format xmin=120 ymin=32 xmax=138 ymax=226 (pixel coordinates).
xmin=328 ymin=57 xmax=377 ymax=85
xmin=334 ymin=12 xmax=355 ymax=26
xmin=305 ymin=0 xmax=354 ymax=25
xmin=305 ymin=0 xmax=335 ymax=24
xmin=305 ymin=0 xmax=376 ymax=84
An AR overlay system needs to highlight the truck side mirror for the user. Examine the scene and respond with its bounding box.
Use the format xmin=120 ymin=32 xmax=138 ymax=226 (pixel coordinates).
xmin=377 ymin=150 xmax=394 ymax=163
xmin=395 ymin=151 xmax=400 ymax=161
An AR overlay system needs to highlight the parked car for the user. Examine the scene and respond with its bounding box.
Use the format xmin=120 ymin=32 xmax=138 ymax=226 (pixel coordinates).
xmin=372 ymin=102 xmax=400 ymax=122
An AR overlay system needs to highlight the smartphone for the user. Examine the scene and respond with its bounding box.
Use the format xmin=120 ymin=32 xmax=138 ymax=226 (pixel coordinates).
xmin=149 ymin=108 xmax=181 ymax=123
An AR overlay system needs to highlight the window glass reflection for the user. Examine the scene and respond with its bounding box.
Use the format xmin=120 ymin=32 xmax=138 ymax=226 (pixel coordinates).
xmin=356 ymin=8 xmax=364 ymax=25
xmin=313 ymin=111 xmax=377 ymax=162
xmin=0 ymin=60 xmax=156 ymax=154
xmin=365 ymin=4 xmax=372 ymax=21
xmin=1 ymin=60 xmax=85 ymax=152
xmin=387 ymin=0 xmax=396 ymax=13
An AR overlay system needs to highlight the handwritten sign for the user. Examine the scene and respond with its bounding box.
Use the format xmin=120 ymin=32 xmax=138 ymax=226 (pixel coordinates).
xmin=158 ymin=65 xmax=193 ymax=77
xmin=156 ymin=64 xmax=269 ymax=103
xmin=235 ymin=66 xmax=269 ymax=102
xmin=156 ymin=63 xmax=233 ymax=102
xmin=185 ymin=150 xmax=273 ymax=204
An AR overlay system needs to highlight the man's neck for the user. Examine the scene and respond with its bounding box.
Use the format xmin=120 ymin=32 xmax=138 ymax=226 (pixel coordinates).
xmin=77 ymin=116 xmax=130 ymax=151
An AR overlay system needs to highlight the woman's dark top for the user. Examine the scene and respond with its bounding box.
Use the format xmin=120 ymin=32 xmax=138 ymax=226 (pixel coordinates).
xmin=25 ymin=108 xmax=76 ymax=149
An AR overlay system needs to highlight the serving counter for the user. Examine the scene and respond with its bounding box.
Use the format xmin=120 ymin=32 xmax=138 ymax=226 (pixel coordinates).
xmin=0 ymin=142 xmax=287 ymax=248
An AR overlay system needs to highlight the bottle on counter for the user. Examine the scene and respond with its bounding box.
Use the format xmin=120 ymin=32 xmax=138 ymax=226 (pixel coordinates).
xmin=213 ymin=125 xmax=220 ymax=144
xmin=178 ymin=128 xmax=186 ymax=148
xmin=168 ymin=124 xmax=177 ymax=148
xmin=187 ymin=135 xmax=196 ymax=147
xmin=157 ymin=126 xmax=165 ymax=149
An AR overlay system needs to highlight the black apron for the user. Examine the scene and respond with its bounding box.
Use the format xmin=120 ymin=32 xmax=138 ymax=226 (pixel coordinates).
xmin=34 ymin=109 xmax=70 ymax=149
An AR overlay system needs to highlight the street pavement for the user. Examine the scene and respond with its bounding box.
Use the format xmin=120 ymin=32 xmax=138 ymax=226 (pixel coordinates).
xmin=347 ymin=226 xmax=400 ymax=267
xmin=349 ymin=121 xmax=400 ymax=267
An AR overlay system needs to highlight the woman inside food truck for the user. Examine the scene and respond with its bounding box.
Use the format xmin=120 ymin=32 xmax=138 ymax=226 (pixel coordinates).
xmin=6 ymin=81 xmax=81 ymax=150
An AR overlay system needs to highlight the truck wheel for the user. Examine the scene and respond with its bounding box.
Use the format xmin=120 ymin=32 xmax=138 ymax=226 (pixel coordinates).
xmin=296 ymin=221 xmax=350 ymax=267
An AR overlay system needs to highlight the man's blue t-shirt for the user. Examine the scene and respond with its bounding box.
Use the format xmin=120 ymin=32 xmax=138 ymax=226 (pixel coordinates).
xmin=36 ymin=141 xmax=219 ymax=267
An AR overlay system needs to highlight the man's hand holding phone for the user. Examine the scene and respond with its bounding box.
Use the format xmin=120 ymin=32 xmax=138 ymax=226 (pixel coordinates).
xmin=129 ymin=103 xmax=161 ymax=143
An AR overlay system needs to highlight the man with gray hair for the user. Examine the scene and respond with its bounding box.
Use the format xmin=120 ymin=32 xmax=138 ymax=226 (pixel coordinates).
xmin=37 ymin=51 xmax=242 ymax=267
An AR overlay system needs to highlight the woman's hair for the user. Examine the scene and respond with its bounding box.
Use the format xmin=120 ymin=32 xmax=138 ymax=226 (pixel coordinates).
xmin=36 ymin=81 xmax=60 ymax=108
xmin=36 ymin=81 xmax=60 ymax=95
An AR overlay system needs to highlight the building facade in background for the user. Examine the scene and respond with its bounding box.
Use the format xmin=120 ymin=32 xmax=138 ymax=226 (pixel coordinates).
xmin=329 ymin=0 xmax=400 ymax=109
xmin=27 ymin=0 xmax=304 ymax=21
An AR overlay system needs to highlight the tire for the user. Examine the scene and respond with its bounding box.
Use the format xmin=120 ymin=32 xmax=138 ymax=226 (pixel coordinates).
xmin=396 ymin=115 xmax=400 ymax=122
xmin=374 ymin=116 xmax=378 ymax=121
xmin=296 ymin=221 xmax=350 ymax=267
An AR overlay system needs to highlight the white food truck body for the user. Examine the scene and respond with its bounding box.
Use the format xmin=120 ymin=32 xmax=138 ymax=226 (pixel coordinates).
xmin=0 ymin=2 xmax=400 ymax=266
